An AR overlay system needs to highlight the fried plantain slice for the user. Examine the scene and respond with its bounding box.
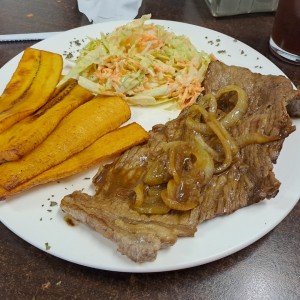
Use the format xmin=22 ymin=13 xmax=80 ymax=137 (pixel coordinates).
xmin=0 ymin=48 xmax=41 ymax=112
xmin=0 ymin=123 xmax=149 ymax=199
xmin=0 ymin=96 xmax=131 ymax=190
xmin=0 ymin=81 xmax=93 ymax=162
xmin=0 ymin=49 xmax=63 ymax=133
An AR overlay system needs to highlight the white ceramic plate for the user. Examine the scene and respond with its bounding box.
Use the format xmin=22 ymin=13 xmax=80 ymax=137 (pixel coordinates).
xmin=0 ymin=20 xmax=299 ymax=273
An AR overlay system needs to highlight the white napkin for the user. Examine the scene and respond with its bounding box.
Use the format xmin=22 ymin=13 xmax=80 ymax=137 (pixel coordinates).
xmin=78 ymin=0 xmax=143 ymax=23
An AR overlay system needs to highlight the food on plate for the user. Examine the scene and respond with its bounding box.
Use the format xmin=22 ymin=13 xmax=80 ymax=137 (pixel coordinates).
xmin=0 ymin=80 xmax=94 ymax=163
xmin=198 ymin=61 xmax=299 ymax=221
xmin=59 ymin=15 xmax=211 ymax=108
xmin=60 ymin=61 xmax=299 ymax=263
xmin=0 ymin=96 xmax=131 ymax=191
xmin=0 ymin=48 xmax=63 ymax=133
xmin=0 ymin=123 xmax=149 ymax=200
xmin=0 ymin=48 xmax=40 ymax=111
xmin=287 ymin=99 xmax=300 ymax=117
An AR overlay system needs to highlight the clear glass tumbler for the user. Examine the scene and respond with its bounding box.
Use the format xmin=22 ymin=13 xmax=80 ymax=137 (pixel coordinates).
xmin=269 ymin=0 xmax=300 ymax=65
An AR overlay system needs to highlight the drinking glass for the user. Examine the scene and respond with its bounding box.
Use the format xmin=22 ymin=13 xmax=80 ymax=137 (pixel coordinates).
xmin=269 ymin=0 xmax=300 ymax=64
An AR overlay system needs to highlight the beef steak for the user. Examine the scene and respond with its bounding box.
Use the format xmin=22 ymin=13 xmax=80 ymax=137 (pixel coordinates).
xmin=61 ymin=61 xmax=299 ymax=263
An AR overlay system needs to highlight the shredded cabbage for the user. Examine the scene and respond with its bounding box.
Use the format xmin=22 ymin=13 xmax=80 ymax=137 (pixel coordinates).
xmin=60 ymin=15 xmax=211 ymax=108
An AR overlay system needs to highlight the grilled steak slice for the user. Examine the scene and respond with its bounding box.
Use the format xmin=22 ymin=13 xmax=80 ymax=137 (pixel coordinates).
xmin=198 ymin=61 xmax=299 ymax=222
xmin=61 ymin=61 xmax=298 ymax=263
xmin=61 ymin=121 xmax=202 ymax=263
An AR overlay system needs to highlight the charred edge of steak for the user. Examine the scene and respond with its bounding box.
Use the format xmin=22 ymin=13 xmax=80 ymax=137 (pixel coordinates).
xmin=287 ymin=99 xmax=300 ymax=118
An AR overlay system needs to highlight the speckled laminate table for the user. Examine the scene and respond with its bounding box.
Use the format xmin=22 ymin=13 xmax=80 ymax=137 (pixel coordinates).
xmin=0 ymin=1 xmax=299 ymax=299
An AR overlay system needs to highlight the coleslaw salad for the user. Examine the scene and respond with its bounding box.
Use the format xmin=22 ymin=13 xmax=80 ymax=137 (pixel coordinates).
xmin=59 ymin=15 xmax=211 ymax=109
